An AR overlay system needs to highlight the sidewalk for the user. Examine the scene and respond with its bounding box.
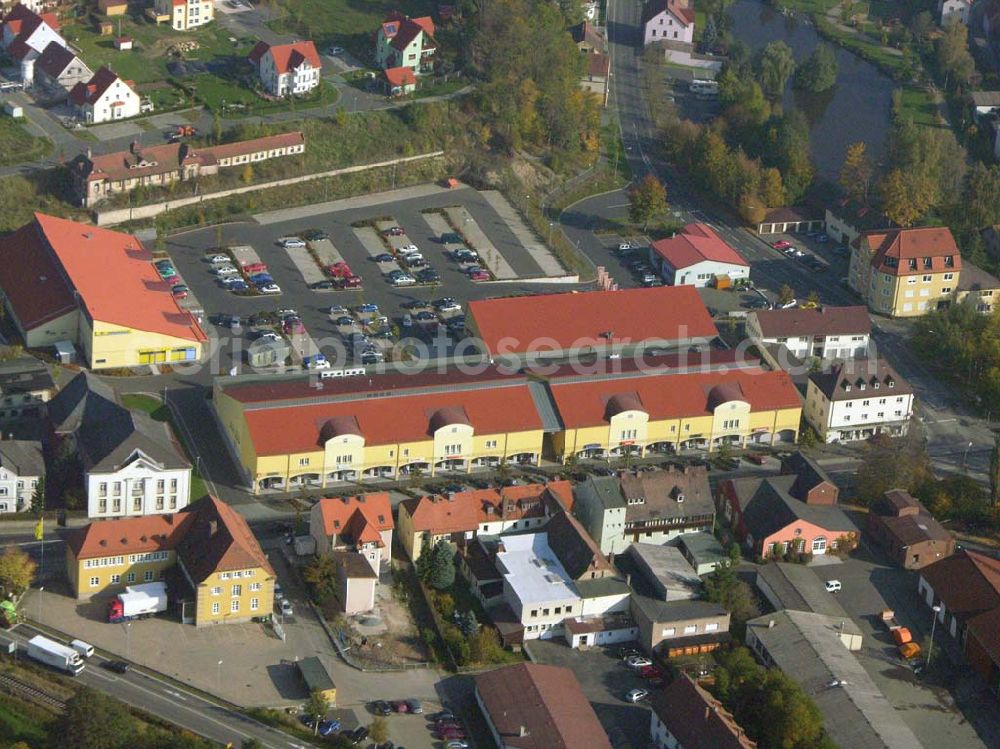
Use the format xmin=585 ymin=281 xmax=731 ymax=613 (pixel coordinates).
xmin=481 ymin=190 xmax=566 ymax=277
xmin=253 ymin=181 xmax=452 ymax=225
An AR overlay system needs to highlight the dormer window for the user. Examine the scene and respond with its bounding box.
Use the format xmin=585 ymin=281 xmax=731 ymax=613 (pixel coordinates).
xmin=923 ymin=257 xmax=932 ymax=269
xmin=945 ymin=256 xmax=954 ymax=268
xmin=860 ymin=383 xmax=866 ymax=390
xmin=888 ymin=379 xmax=895 ymax=388
xmin=874 ymin=382 xmax=880 ymax=389
xmin=676 ymin=493 xmax=685 ymax=503
xmin=844 ymin=383 xmax=852 ymax=392
xmin=907 ymin=258 xmax=916 ymax=270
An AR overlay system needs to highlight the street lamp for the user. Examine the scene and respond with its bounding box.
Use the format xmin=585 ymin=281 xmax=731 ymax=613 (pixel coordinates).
xmin=926 ymin=604 xmax=942 ymax=666
xmin=217 ymin=659 xmax=223 ymax=691
xmin=962 ymin=441 xmax=974 ymax=470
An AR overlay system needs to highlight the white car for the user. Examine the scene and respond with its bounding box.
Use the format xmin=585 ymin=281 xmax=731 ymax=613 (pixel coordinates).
xmin=213 ymin=265 xmax=238 ymax=276
xmin=625 ymin=688 xmax=649 ymax=703
xmin=209 ymin=254 xmax=230 ymax=264
xmin=625 ymin=655 xmax=653 ymax=668
xmin=436 ymin=301 xmax=462 ymax=313
xmin=280 ymin=599 xmax=293 ymax=616
xmin=278 ymin=237 xmax=306 ymax=249
xmin=825 ymin=579 xmax=842 ymax=593
xmin=397 ymin=244 xmax=419 ymax=255
xmin=259 ymin=284 xmax=282 ymax=295
xmin=778 ymin=298 xmax=798 ymax=309
xmin=618 ymin=242 xmax=632 ymax=250
xmin=390 ymin=274 xmax=416 ymax=286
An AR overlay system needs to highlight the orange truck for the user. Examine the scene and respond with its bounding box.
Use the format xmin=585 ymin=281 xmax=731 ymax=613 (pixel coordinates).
xmin=880 ymin=609 xmax=922 ymax=659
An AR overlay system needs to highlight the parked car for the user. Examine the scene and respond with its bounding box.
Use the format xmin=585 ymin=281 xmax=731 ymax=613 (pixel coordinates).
xmin=370 ymin=700 xmax=392 ymax=716
xmin=327 ymin=305 xmax=349 ymax=316
xmin=430 ymin=710 xmax=455 ymax=722
xmin=404 ymin=698 xmax=422 ymax=714
xmin=625 ymin=655 xmax=653 ymax=668
xmin=617 ymin=647 xmax=641 ymax=659
xmin=383 ymin=226 xmax=405 ymax=236
xmin=393 ymin=700 xmax=409 ymax=713
xmin=390 ymin=274 xmax=416 ymax=287
xmin=209 ymin=254 xmax=229 ymax=264
xmin=825 ymin=579 xmax=842 ymax=593
xmin=171 ymin=286 xmax=189 ymax=299
xmin=618 ymin=242 xmax=632 ymax=250
xmin=278 ymin=237 xmax=306 ymax=249
xmin=373 ymin=253 xmax=395 ymax=263
xmin=279 ymin=599 xmax=293 ymax=616
xmin=625 ymin=688 xmax=649 ymax=703
xmin=302 ymin=229 xmax=329 ymax=241
xmin=334 ymin=316 xmax=356 ymax=327
xmin=103 ymin=660 xmax=130 ymax=673
xmin=157 ymin=265 xmax=177 ymax=279
xmin=469 ymin=269 xmax=490 ymax=281
xmin=771 ymin=240 xmax=793 ymax=250
xmin=777 ymin=298 xmax=798 ymax=309
xmin=356 ymin=303 xmax=379 ymax=314
xmin=259 ymin=284 xmax=282 ymax=295
xmin=312 ymin=280 xmax=335 ymax=290
xmin=417 ymin=268 xmax=440 ymax=283
xmin=349 ymin=725 xmax=369 ymax=744
xmin=397 ymin=244 xmax=419 ymax=255
xmin=433 ymin=298 xmax=461 ymax=312
xmin=229 ymin=281 xmax=249 ymax=293
xmin=244 ymin=262 xmax=268 ymax=274
xmin=445 ymin=742 xmax=470 ymax=749
xmin=401 ymin=313 xmax=413 ymax=328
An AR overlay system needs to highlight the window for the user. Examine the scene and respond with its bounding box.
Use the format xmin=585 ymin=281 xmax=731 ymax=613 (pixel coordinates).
xmin=299 ymin=458 xmax=309 ymax=466
xmin=542 ymin=608 xmax=550 ymax=616
xmin=250 ymin=582 xmax=261 ymax=592
xmin=485 ymin=439 xmax=497 ymax=449
xmin=922 ymin=275 xmax=932 ymax=282
xmin=99 ymin=482 xmax=108 ymax=496
xmin=620 ymin=429 xmax=637 ymax=441
xmin=212 ymin=586 xmax=222 ymax=596
xmin=565 ymin=606 xmax=572 ymax=613
xmin=251 ymin=598 xmax=259 ymax=611
xmin=942 ymin=287 xmax=952 ymax=294
xmin=944 ymin=273 xmax=954 ymax=280
xmin=530 ymin=609 xmax=538 ymax=617
xmin=705 ymin=622 xmax=719 ymax=632
xmin=444 ymin=444 xmax=463 ymax=455
xmin=683 ymin=624 xmax=697 ymax=634
xmin=220 ymin=572 xmax=231 ymax=580
xmin=157 ymin=479 xmax=165 ymax=492
xmin=127 ymin=572 xmax=136 ymax=583
xmin=232 ymin=584 xmax=242 ymax=597
xmin=170 ymin=479 xmax=177 ymax=491
xmin=144 ymin=570 xmax=154 ymax=582
xmin=132 ymin=496 xmax=141 ymax=511
xmin=554 ymin=606 xmax=562 ymax=614
xmin=212 ymin=602 xmax=220 ymax=615
xmin=90 ymin=576 xmax=99 ymax=587
xmin=99 ymin=498 xmax=107 ymax=513
xmin=662 ymin=627 xmax=676 ymax=637
xmin=110 ymin=574 xmax=121 ymax=584
xmin=231 ymin=599 xmax=240 ymax=613
xmin=722 ymin=419 xmax=740 ymax=429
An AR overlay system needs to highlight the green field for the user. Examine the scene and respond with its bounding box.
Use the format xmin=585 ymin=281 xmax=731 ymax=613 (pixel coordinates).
xmin=0 ymin=699 xmax=52 ymax=745
xmin=0 ymin=117 xmax=51 ymax=166
xmin=898 ymin=86 xmax=940 ymax=127
xmin=268 ymin=0 xmax=436 ymax=54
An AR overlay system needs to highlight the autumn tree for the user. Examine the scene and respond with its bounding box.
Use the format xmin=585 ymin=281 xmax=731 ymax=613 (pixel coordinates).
xmin=369 ymin=717 xmax=389 ymax=745
xmin=0 ymin=545 xmax=36 ymax=598
xmin=959 ymin=163 xmax=1000 ymax=229
xmin=937 ymin=21 xmax=976 ymax=90
xmin=304 ymin=690 xmax=329 ymax=734
xmin=61 ymin=687 xmax=136 ymax=749
xmin=303 ymin=553 xmax=338 ymax=600
xmin=755 ymin=41 xmax=796 ymax=97
xmin=879 ymin=169 xmax=935 ymax=227
xmin=838 ymin=142 xmax=873 ymax=204
xmin=778 ymin=283 xmax=795 ymax=305
xmin=628 ymin=175 xmax=669 ymax=229
xmin=856 ymin=419 xmax=932 ymax=503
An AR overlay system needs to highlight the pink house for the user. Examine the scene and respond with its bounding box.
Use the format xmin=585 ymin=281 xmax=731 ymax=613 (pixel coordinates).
xmin=642 ymin=0 xmax=695 ymax=46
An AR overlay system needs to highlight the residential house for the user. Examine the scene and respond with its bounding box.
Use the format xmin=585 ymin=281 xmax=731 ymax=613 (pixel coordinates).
xmin=649 ymin=673 xmax=756 ymax=749
xmin=804 ymin=357 xmax=914 ymax=443
xmin=474 ymin=663 xmax=614 ymax=749
xmin=581 ymin=52 xmax=609 ymax=101
xmin=488 ymin=510 xmax=631 ymax=644
xmin=642 ymin=0 xmax=695 ymax=45
xmin=939 ymin=0 xmax=972 ymax=24
xmin=746 ymin=611 xmax=920 ymax=749
xmin=69 ymin=67 xmax=141 ymax=123
xmin=374 ymin=13 xmax=436 ymax=75
xmin=247 ymin=41 xmax=321 ymax=97
xmin=848 ymin=226 xmax=960 ymax=317
xmin=48 ymin=371 xmax=192 ymax=519
xmin=918 ymin=549 xmax=1000 ymax=693
xmin=824 ymin=197 xmax=890 ymax=246
xmin=0 ymin=355 xmax=54 ymax=424
xmin=570 ymin=20 xmax=606 ymax=53
xmin=69 ymin=131 xmax=306 ymax=207
xmin=466 ymin=285 xmax=717 ymax=363
xmin=649 ymin=223 xmax=750 ymax=287
xmin=0 ymin=4 xmax=65 ymax=85
xmin=65 ymin=495 xmax=276 ymax=627
xmin=153 ymin=0 xmax=213 ymax=30
xmin=717 ymin=455 xmax=859 ymax=558
xmin=35 ymin=41 xmax=92 ymax=91
xmin=0 ymin=440 xmax=43 ymax=513
xmin=971 ymin=91 xmax=1000 ymax=120
xmin=572 ymin=466 xmax=714 ymax=555
xmin=745 ymin=306 xmax=871 ymax=362
xmin=955 ymin=261 xmax=1000 ymax=313
xmin=630 ymin=596 xmax=731 ymax=657
xmin=382 ymin=65 xmax=416 ymax=96
xmin=309 ymin=493 xmax=394 ymax=574
xmin=868 ymin=489 xmax=954 ymax=569
xmin=756 ymin=206 xmax=824 ymax=235
xmin=0 ymin=213 xmax=205 ymax=369
xmin=396 ymin=481 xmax=573 ymax=561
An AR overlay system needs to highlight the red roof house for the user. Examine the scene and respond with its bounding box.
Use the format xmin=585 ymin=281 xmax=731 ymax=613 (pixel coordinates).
xmin=650 ymin=223 xmax=750 ymax=287
xmin=310 ymin=494 xmax=394 ymax=573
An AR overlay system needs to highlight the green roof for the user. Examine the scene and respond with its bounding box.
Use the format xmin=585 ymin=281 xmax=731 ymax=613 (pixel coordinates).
xmin=298 ymin=656 xmax=335 ymax=692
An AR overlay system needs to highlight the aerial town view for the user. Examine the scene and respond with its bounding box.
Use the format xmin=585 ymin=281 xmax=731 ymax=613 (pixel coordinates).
xmin=1 ymin=0 xmax=1000 ymax=745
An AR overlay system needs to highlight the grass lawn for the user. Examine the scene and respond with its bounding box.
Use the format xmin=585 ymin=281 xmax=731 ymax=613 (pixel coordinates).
xmin=193 ymin=76 xmax=338 ymax=115
xmin=775 ymin=0 xmax=840 ymax=14
xmin=898 ymin=86 xmax=939 ymax=127
xmin=0 ymin=117 xmax=51 ymax=166
xmin=268 ymin=0 xmax=436 ymax=53
xmin=0 ymin=698 xmax=52 ymax=746
xmin=413 ymin=78 xmax=466 ymax=99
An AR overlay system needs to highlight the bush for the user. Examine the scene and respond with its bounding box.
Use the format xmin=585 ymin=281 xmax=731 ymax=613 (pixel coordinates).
xmin=442 ymin=623 xmax=470 ymax=665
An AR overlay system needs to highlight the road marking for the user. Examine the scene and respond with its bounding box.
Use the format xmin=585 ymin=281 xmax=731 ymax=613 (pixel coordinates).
xmin=165 ymin=689 xmax=187 ymax=701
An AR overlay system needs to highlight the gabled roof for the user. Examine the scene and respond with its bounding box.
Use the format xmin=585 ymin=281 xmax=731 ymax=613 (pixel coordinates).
xmin=383 ymin=65 xmax=416 ymax=87
xmin=751 ymin=305 xmax=871 ymax=339
xmin=36 ymin=40 xmax=78 ymax=77
xmin=69 ymin=67 xmax=132 ymax=106
xmin=650 ymin=674 xmax=756 ymax=749
xmin=808 ymin=357 xmax=911 ymax=402
xmin=467 ymin=285 xmax=717 ymax=357
xmin=314 ymin=494 xmax=393 ymax=548
xmin=2 ymin=4 xmax=58 ymax=40
xmin=725 ymin=475 xmax=857 ymax=539
xmin=0 ymin=219 xmax=76 ymax=330
xmin=920 ymin=550 xmax=1000 ymax=619
xmin=174 ymin=496 xmax=276 ymax=581
xmin=47 ymin=371 xmax=189 ymax=473
xmin=65 ymin=510 xmax=191 ymax=560
xmin=401 ymin=481 xmax=574 ymax=534
xmin=651 ymin=223 xmax=749 ymax=271
xmin=619 ymin=465 xmax=714 ymax=523
xmin=474 ymin=663 xmax=613 ymax=749
xmin=382 ymin=14 xmax=436 ymax=52
xmin=641 ymin=0 xmax=695 ymax=26
xmin=0 ymin=355 xmax=54 ymax=396
xmin=249 ymin=40 xmax=320 ymax=73
xmin=0 ymin=440 xmax=44 ymax=478
xmin=857 ymin=227 xmax=961 ymax=276
xmin=569 ymin=20 xmax=605 ymax=50
xmin=971 ymin=91 xmax=1000 ymax=108
xmin=544 ymin=509 xmax=613 ymax=580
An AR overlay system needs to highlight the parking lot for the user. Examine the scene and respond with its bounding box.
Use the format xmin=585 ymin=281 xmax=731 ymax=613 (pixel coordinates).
xmin=164 ymin=184 xmax=583 ymax=375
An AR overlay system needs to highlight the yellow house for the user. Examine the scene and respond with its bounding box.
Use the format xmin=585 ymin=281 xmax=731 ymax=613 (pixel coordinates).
xmin=848 ymin=227 xmax=961 ymax=318
xmin=0 ymin=213 xmax=205 ymax=370
xmin=212 ymin=368 xmax=547 ymax=494
xmin=154 ymin=0 xmax=214 ymax=30
xmin=545 ymin=360 xmax=803 ymax=460
xmin=65 ymin=495 xmax=275 ymax=626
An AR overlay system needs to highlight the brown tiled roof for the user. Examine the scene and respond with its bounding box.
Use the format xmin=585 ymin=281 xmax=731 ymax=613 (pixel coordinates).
xmin=921 ymin=550 xmax=1000 ymax=619
xmin=36 ymin=41 xmax=76 ymax=77
xmin=569 ymin=21 xmax=605 ymax=50
xmin=402 ymin=481 xmax=573 ymax=534
xmin=957 ymin=261 xmax=1000 ymax=292
xmin=751 ymin=306 xmax=871 ymax=339
xmin=332 ymin=549 xmax=377 ymax=579
xmin=808 ymin=357 xmax=911 ymax=402
xmin=877 ymin=513 xmax=952 ymax=546
xmin=474 ymin=663 xmax=613 ymax=749
xmin=967 ymin=606 xmax=1000 ymax=669
xmin=544 ymin=510 xmax=613 ymax=580
xmin=0 ymin=220 xmax=76 ymax=330
xmin=206 ymin=131 xmax=304 ymax=161
xmin=650 ymin=674 xmax=756 ymax=749
xmin=858 ymin=227 xmax=961 ymax=276
xmin=587 ymin=52 xmax=610 ymax=78
xmin=315 ymin=494 xmax=393 ymax=548
xmin=619 ymin=465 xmax=713 ymax=524
xmin=69 ymin=67 xmax=131 ymax=106
xmin=65 ymin=512 xmax=191 ymax=559
xmin=174 ymin=496 xmax=275 ymax=582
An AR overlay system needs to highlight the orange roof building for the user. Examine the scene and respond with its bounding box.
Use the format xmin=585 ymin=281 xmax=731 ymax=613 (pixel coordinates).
xmin=310 ymin=493 xmax=394 ymax=574
xmin=0 ymin=213 xmax=205 ymax=370
xmin=247 ymin=40 xmax=321 ymax=97
xmin=65 ymin=496 xmax=276 ymax=627
xmin=650 ymin=223 xmax=750 ymax=287
xmin=466 ymin=286 xmax=717 ymax=360
xmin=397 ymin=480 xmax=574 ymax=561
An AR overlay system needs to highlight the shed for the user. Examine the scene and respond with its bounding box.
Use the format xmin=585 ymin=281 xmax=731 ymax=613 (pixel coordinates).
xmin=297 ymin=657 xmax=336 ymax=703
xmin=246 ymin=339 xmax=289 ymax=368
xmin=115 ymin=37 xmax=133 ymax=51
xmin=53 ymin=341 xmax=75 ymax=364
xmin=3 ymin=101 xmax=22 ymax=118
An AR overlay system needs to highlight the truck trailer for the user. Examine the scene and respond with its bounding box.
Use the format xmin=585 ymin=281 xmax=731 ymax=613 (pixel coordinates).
xmin=107 ymin=582 xmax=168 ymax=623
xmin=27 ymin=635 xmax=85 ymax=676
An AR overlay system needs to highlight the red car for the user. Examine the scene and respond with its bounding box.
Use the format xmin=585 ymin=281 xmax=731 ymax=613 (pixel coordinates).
xmin=437 ymin=727 xmax=466 ymax=740
xmin=328 ymin=262 xmax=353 ymax=278
xmin=283 ymin=320 xmax=305 ymax=334
xmin=640 ymin=665 xmax=664 ymax=679
xmin=771 ymin=240 xmax=793 ymax=250
xmin=340 ymin=275 xmax=362 ymax=288
xmin=468 ymin=269 xmax=490 ymax=281
xmin=167 ymin=276 xmax=185 ymax=286
xmin=393 ymin=700 xmax=409 ymax=713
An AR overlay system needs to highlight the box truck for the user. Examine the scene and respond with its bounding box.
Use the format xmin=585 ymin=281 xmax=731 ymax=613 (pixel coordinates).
xmin=107 ymin=582 xmax=168 ymax=623
xmin=27 ymin=635 xmax=85 ymax=676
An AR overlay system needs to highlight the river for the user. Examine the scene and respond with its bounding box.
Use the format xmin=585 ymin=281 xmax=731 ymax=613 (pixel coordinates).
xmin=725 ymin=0 xmax=896 ymax=179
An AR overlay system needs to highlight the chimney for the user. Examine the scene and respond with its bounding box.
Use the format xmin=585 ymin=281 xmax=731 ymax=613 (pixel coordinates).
xmin=165 ymin=513 xmax=174 ymax=524
xmin=208 ymin=519 xmax=218 ymax=536
xmin=130 ymin=140 xmax=138 ymax=154
xmin=518 ymin=726 xmax=528 ymax=738
xmin=768 ymin=619 xmax=775 ymax=628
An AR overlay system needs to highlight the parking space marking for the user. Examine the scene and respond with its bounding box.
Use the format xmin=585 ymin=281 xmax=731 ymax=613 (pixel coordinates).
xmin=481 ymin=190 xmax=566 ymax=277
xmin=443 ymin=205 xmax=517 ymax=280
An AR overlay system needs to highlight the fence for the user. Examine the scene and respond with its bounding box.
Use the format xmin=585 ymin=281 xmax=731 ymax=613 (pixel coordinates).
xmin=93 ymin=151 xmax=446 ymax=227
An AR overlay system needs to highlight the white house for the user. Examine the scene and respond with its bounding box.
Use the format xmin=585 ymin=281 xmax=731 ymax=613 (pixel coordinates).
xmin=641 ymin=0 xmax=695 ymax=46
xmin=804 ymin=358 xmax=914 ymax=443
xmin=650 ymin=223 xmax=750 ymax=287
xmin=47 ymin=372 xmax=192 ymax=518
xmin=36 ymin=41 xmax=92 ymax=91
xmin=939 ymin=0 xmax=972 ymax=25
xmin=68 ymin=67 xmax=141 ymax=123
xmin=374 ymin=13 xmax=436 ymax=75
xmin=0 ymin=440 xmax=43 ymax=513
xmin=746 ymin=306 xmax=872 ymax=361
xmin=154 ymin=0 xmax=213 ymax=31
xmin=309 ymin=494 xmax=394 ymax=574
xmin=247 ymin=40 xmax=321 ymax=97
xmin=0 ymin=4 xmax=66 ymax=85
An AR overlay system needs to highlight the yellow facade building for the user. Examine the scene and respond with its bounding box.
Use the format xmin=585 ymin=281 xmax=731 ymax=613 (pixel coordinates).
xmin=154 ymin=0 xmax=214 ymax=30
xmin=65 ymin=495 xmax=275 ymax=626
xmin=0 ymin=213 xmax=205 ymax=370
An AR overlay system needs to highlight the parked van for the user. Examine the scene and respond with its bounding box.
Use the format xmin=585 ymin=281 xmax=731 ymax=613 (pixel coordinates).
xmin=70 ymin=640 xmax=94 ymax=659
xmin=690 ymin=79 xmax=719 ymax=96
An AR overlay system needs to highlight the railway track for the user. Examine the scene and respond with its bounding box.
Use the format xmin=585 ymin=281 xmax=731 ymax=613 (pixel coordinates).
xmin=0 ymin=672 xmax=66 ymax=711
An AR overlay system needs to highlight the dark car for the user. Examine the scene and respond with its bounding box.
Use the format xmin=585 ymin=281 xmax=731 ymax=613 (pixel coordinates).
xmin=312 ymin=280 xmax=335 ymax=290
xmin=404 ymin=698 xmax=423 ymax=714
xmin=350 ymin=725 xmax=369 ymax=744
xmin=417 ymin=269 xmax=440 ymax=283
xmin=302 ymin=229 xmax=329 ymax=241
xmin=440 ymin=232 xmax=461 ymax=243
xmin=373 ymin=253 xmax=395 ymax=263
xmin=104 ymin=660 xmax=130 ymax=673
xmin=430 ymin=710 xmax=456 ymax=722
xmin=371 ymin=700 xmax=392 ymax=716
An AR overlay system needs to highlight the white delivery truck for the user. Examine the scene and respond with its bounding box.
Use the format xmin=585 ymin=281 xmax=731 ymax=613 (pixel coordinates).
xmin=107 ymin=582 xmax=168 ymax=623
xmin=27 ymin=635 xmax=85 ymax=676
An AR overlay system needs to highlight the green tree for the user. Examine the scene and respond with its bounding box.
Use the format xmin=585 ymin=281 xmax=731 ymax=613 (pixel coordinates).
xmin=703 ymin=558 xmax=758 ymax=628
xmin=937 ymin=21 xmax=976 ymax=89
xmin=241 ymin=740 xmax=263 ymax=749
xmin=61 ymin=687 xmax=136 ymax=749
xmin=699 ymin=14 xmax=719 ymax=53
xmin=959 ymin=163 xmax=1000 ymax=230
xmin=794 ymin=43 xmax=838 ymax=93
xmin=838 ymin=141 xmax=873 ymax=204
xmin=910 ymin=10 xmax=933 ymax=41
xmin=469 ymin=626 xmax=504 ymax=663
xmin=29 ymin=476 xmax=44 ymax=515
xmin=369 ymin=717 xmax=389 ymax=745
xmin=0 ymin=545 xmax=36 ymax=598
xmin=856 ymin=419 xmax=932 ymax=502
xmin=627 ymin=175 xmax=669 ymax=229
xmin=415 ymin=535 xmax=434 ymax=583
xmin=755 ymin=41 xmax=796 ymax=97
xmin=428 ymin=541 xmax=456 ymax=590
xmin=778 ymin=283 xmax=795 ymax=305
xmin=305 ymin=690 xmax=329 ymax=734
xmin=303 ymin=553 xmax=338 ymax=600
